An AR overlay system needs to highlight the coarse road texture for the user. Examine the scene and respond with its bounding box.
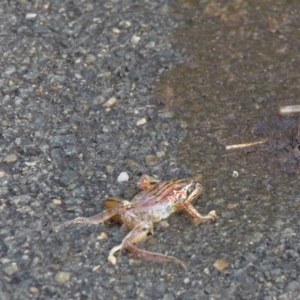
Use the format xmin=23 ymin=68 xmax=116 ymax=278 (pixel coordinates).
xmin=1 ymin=0 xmax=300 ymax=299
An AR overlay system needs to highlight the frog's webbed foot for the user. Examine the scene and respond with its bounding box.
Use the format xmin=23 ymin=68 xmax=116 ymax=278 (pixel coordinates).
xmin=137 ymin=174 xmax=160 ymax=190
xmin=108 ymin=220 xmax=187 ymax=271
xmin=54 ymin=200 xmax=131 ymax=231
xmin=193 ymin=210 xmax=217 ymax=224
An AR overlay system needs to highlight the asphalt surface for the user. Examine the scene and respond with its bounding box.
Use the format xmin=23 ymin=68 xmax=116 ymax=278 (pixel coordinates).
xmin=1 ymin=0 xmax=300 ymax=299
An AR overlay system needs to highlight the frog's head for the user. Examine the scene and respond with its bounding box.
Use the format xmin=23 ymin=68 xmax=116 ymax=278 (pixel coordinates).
xmin=170 ymin=178 xmax=203 ymax=204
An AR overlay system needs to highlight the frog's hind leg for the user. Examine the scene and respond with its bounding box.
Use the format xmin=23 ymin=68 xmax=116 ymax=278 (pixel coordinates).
xmin=102 ymin=196 xmax=126 ymax=223
xmin=102 ymin=196 xmax=125 ymax=209
xmin=55 ymin=200 xmax=131 ymax=231
xmin=108 ymin=221 xmax=187 ymax=271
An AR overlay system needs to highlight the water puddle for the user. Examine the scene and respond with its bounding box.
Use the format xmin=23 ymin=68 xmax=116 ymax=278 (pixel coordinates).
xmin=155 ymin=0 xmax=300 ymax=251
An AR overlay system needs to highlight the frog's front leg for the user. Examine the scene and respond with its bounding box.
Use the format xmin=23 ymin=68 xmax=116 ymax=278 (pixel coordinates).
xmin=180 ymin=202 xmax=217 ymax=223
xmin=55 ymin=200 xmax=132 ymax=231
xmin=108 ymin=220 xmax=187 ymax=271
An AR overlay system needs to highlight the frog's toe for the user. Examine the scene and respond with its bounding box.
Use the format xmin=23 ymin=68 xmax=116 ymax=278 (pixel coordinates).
xmin=108 ymin=244 xmax=122 ymax=265
xmin=193 ymin=210 xmax=217 ymax=224
xmin=108 ymin=255 xmax=117 ymax=265
xmin=208 ymin=210 xmax=217 ymax=221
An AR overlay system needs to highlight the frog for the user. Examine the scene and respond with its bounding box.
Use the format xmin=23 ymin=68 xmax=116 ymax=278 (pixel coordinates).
xmin=55 ymin=174 xmax=217 ymax=270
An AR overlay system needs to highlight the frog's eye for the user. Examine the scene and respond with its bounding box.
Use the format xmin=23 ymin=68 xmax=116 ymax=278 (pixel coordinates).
xmin=186 ymin=182 xmax=197 ymax=196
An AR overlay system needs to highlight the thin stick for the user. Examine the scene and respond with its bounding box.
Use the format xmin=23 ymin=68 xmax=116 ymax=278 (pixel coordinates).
xmin=279 ymin=105 xmax=300 ymax=115
xmin=225 ymin=138 xmax=268 ymax=150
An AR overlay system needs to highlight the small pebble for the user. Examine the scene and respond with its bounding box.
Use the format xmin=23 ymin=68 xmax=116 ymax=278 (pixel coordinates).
xmin=112 ymin=28 xmax=120 ymax=34
xmin=3 ymin=262 xmax=19 ymax=276
xmin=98 ymin=232 xmax=108 ymax=239
xmin=2 ymin=154 xmax=18 ymax=163
xmin=119 ymin=20 xmax=131 ymax=28
xmin=136 ymin=118 xmax=147 ymax=126
xmin=232 ymin=171 xmax=239 ymax=178
xmin=26 ymin=13 xmax=37 ymax=19
xmin=0 ymin=171 xmax=8 ymax=178
xmin=52 ymin=199 xmax=62 ymax=205
xmin=131 ymin=34 xmax=141 ymax=46
xmin=29 ymin=287 xmax=39 ymax=293
xmin=103 ymin=96 xmax=117 ymax=107
xmin=213 ymin=259 xmax=229 ymax=271
xmin=117 ymin=172 xmax=129 ymax=182
xmin=183 ymin=277 xmax=190 ymax=284
xmin=204 ymin=268 xmax=210 ymax=276
xmin=54 ymin=271 xmax=72 ymax=283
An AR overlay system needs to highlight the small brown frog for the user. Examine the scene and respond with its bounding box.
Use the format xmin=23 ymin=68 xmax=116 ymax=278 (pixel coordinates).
xmin=55 ymin=174 xmax=217 ymax=270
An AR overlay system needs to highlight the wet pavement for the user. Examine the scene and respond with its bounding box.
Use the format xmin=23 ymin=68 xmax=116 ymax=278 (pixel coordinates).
xmin=1 ymin=0 xmax=300 ymax=299
xmin=157 ymin=1 xmax=300 ymax=297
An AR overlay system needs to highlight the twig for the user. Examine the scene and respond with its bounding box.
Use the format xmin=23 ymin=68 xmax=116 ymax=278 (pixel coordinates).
xmin=225 ymin=138 xmax=268 ymax=150
xmin=279 ymin=105 xmax=300 ymax=115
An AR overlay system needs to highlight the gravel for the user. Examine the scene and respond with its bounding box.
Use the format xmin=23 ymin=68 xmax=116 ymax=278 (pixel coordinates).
xmin=0 ymin=0 xmax=188 ymax=299
xmin=1 ymin=0 xmax=300 ymax=299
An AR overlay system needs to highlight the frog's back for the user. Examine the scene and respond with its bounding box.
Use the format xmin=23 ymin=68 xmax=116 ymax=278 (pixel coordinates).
xmin=132 ymin=181 xmax=175 ymax=206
